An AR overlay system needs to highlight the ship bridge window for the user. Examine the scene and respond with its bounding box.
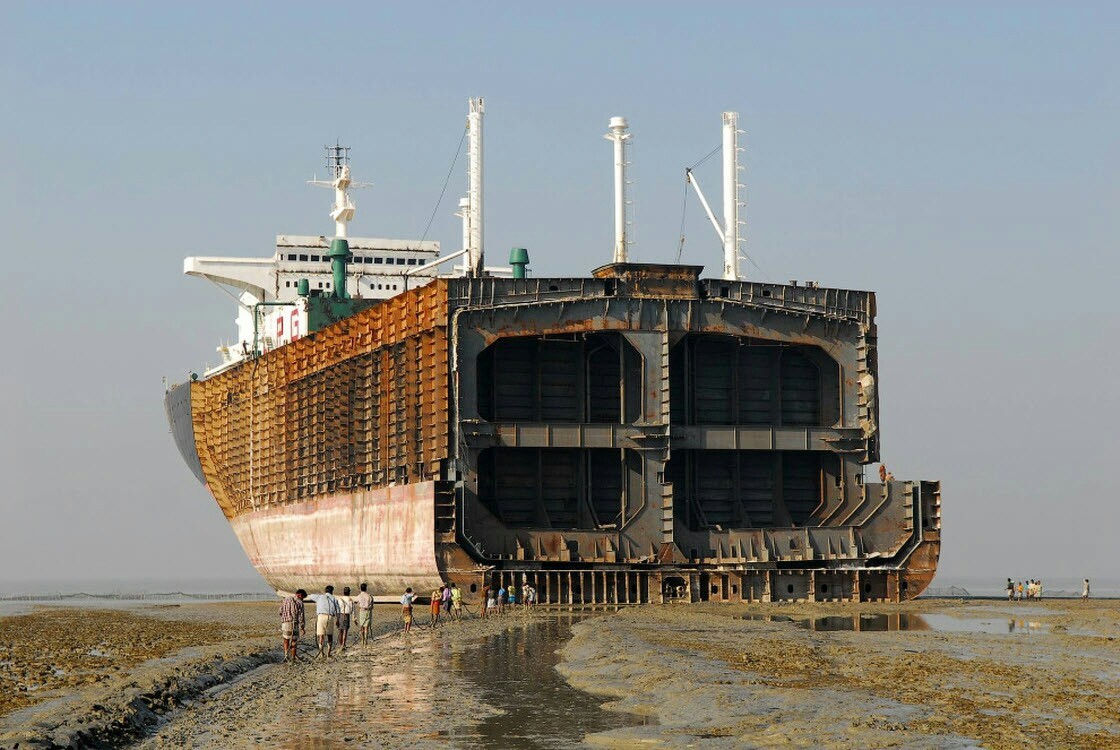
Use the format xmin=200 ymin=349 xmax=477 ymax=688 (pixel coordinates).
xmin=287 ymin=254 xmax=297 ymax=261
xmin=417 ymin=259 xmax=425 ymax=266
xmin=374 ymin=257 xmax=383 ymax=264
xmin=299 ymin=254 xmax=308 ymax=262
xmin=396 ymin=258 xmax=406 ymax=265
xmin=407 ymin=258 xmax=417 ymax=266
xmin=311 ymin=255 xmax=321 ymax=262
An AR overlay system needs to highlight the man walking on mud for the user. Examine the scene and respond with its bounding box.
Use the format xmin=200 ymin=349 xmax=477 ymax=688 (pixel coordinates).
xmin=355 ymin=582 xmax=374 ymax=644
xmin=303 ymin=586 xmax=342 ymax=657
xmin=280 ymin=589 xmax=307 ymax=663
xmin=337 ymin=586 xmax=354 ymax=651
xmin=450 ymin=582 xmax=463 ymax=620
xmin=401 ymin=587 xmax=418 ymax=634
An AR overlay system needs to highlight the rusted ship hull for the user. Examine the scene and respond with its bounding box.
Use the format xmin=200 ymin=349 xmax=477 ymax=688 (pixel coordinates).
xmin=166 ymin=266 xmax=940 ymax=603
xmin=228 ymin=483 xmax=445 ymax=595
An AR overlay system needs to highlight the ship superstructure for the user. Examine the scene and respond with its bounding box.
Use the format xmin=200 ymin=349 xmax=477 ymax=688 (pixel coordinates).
xmin=166 ymin=100 xmax=940 ymax=603
xmin=185 ymin=145 xmax=440 ymax=375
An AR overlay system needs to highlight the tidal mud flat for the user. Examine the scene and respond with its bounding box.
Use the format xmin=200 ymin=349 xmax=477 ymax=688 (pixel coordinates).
xmin=0 ymin=602 xmax=631 ymax=749
xmin=1 ymin=599 xmax=1117 ymax=749
xmin=559 ymin=599 xmax=1120 ymax=749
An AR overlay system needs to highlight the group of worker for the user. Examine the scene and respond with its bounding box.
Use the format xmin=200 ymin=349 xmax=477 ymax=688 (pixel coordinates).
xmin=277 ymin=584 xmax=375 ymax=661
xmin=279 ymin=578 xmax=543 ymax=660
xmin=479 ymin=581 xmax=538 ymax=615
xmin=1005 ymin=578 xmax=1093 ymax=601
xmin=1006 ymin=578 xmax=1045 ymax=601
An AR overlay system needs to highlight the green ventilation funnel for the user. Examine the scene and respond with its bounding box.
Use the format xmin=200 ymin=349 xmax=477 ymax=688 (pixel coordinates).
xmin=509 ymin=247 xmax=529 ymax=279
xmin=327 ymin=238 xmax=351 ymax=299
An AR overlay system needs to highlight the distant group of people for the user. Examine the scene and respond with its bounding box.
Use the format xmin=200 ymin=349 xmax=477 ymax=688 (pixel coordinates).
xmin=1006 ymin=579 xmax=1044 ymax=601
xmin=1005 ymin=578 xmax=1093 ymax=601
xmin=277 ymin=583 xmax=375 ymax=661
xmin=480 ymin=581 xmax=538 ymax=615
xmin=280 ymin=577 xmax=543 ymax=657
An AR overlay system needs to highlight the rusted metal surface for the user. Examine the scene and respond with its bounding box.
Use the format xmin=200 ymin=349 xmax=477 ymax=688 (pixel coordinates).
xmin=229 ymin=482 xmax=445 ymax=596
xmin=168 ymin=264 xmax=939 ymax=603
xmin=186 ymin=281 xmax=449 ymax=519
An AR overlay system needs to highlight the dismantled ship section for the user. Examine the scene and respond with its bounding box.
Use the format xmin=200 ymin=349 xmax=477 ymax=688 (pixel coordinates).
xmin=167 ymin=263 xmax=940 ymax=603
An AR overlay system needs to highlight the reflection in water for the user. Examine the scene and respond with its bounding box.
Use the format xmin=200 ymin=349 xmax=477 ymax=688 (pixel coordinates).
xmin=739 ymin=613 xmax=1049 ymax=634
xmin=265 ymin=617 xmax=643 ymax=749
xmin=302 ymin=642 xmax=442 ymax=746
xmin=459 ymin=616 xmax=647 ymax=749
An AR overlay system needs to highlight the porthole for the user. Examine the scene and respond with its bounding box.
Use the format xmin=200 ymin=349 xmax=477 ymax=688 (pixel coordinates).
xmin=787 ymin=584 xmax=794 ymax=594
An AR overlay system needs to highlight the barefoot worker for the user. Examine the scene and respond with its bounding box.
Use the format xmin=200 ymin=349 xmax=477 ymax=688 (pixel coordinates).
xmin=450 ymin=583 xmax=463 ymax=620
xmin=355 ymin=583 xmax=374 ymax=644
xmin=279 ymin=589 xmax=307 ymax=663
xmin=337 ymin=587 xmax=354 ymax=651
xmin=430 ymin=587 xmax=443 ymax=627
xmin=401 ymin=587 xmax=418 ymax=634
xmin=304 ymin=586 xmax=342 ymax=657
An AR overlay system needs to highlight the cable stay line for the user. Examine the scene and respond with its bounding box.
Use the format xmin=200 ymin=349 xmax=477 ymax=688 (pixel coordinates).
xmin=418 ymin=125 xmax=468 ymax=246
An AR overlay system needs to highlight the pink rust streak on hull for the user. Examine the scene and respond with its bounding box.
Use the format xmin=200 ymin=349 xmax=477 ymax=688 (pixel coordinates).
xmin=228 ymin=482 xmax=444 ymax=597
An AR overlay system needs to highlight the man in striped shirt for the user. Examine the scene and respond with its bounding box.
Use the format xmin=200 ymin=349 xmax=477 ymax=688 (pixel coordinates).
xmin=279 ymin=589 xmax=307 ymax=663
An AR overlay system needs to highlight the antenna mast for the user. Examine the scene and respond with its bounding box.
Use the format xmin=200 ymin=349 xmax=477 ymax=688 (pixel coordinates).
xmin=604 ymin=116 xmax=632 ymax=263
xmin=467 ymin=98 xmax=485 ymax=276
xmin=309 ymin=143 xmax=369 ymax=239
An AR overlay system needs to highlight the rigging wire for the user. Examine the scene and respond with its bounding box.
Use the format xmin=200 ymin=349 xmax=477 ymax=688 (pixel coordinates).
xmin=689 ymin=142 xmax=721 ymax=171
xmin=675 ymin=176 xmax=689 ymax=263
xmin=419 ymin=125 xmax=468 ymax=245
xmin=676 ymin=142 xmax=721 ymax=262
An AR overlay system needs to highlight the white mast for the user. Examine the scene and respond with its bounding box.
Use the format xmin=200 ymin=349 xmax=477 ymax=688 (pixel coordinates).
xmin=467 ymin=97 xmax=485 ymax=276
xmin=686 ymin=112 xmax=746 ymax=280
xmin=604 ymin=116 xmax=632 ymax=263
xmin=721 ymin=111 xmax=741 ymax=281
xmin=309 ymin=144 xmax=367 ymax=239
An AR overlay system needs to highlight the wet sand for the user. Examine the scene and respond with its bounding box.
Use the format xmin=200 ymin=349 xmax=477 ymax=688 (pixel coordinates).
xmin=0 ymin=602 xmax=277 ymax=748
xmin=0 ymin=602 xmax=624 ymax=749
xmin=559 ymin=599 xmax=1120 ymax=749
xmin=2 ymin=599 xmax=1117 ymax=748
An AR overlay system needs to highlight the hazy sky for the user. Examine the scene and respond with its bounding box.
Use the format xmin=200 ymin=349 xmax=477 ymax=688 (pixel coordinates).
xmin=2 ymin=3 xmax=1116 ymax=588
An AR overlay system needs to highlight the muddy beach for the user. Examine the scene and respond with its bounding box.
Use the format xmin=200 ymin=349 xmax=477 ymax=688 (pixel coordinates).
xmin=561 ymin=599 xmax=1120 ymax=749
xmin=1 ymin=598 xmax=1117 ymax=749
